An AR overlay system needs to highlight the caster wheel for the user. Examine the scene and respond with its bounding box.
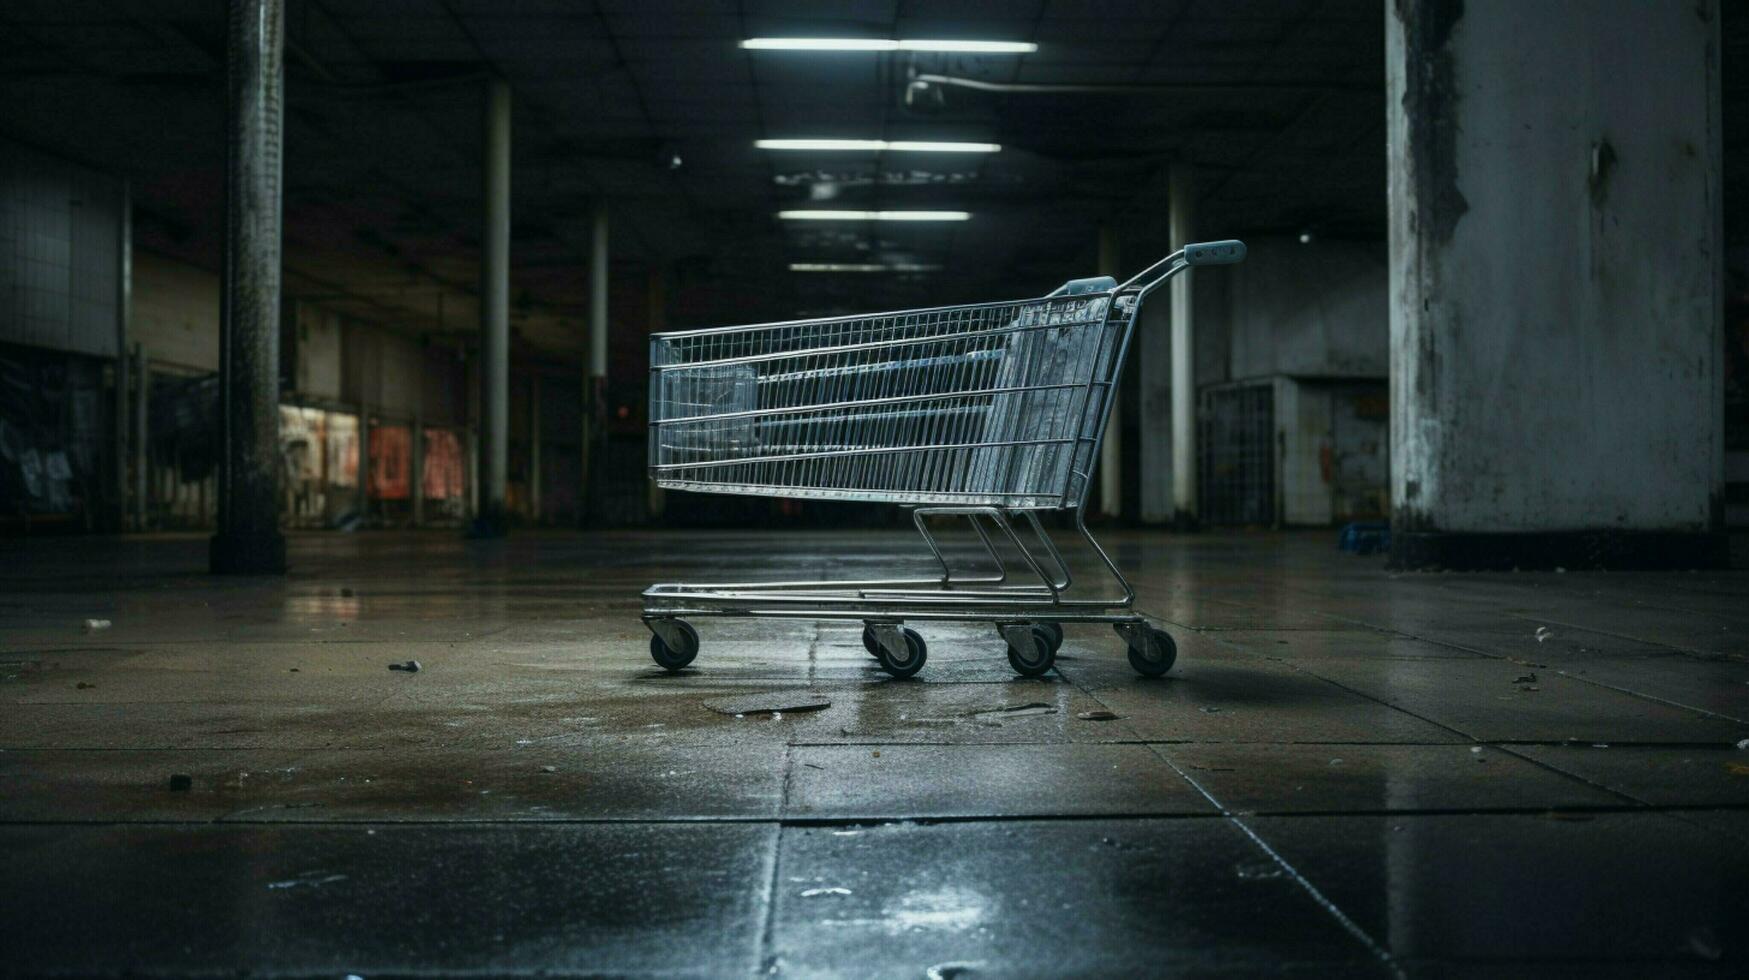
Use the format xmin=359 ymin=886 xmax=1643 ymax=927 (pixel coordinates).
xmin=649 ymin=620 xmax=700 ymax=671
xmin=861 ymin=625 xmax=883 ymax=658
xmin=1038 ymin=621 xmax=1064 ymax=654
xmin=876 ymin=627 xmax=927 ymax=679
xmin=1007 ymin=624 xmax=1057 ymax=678
xmin=1127 ymin=628 xmax=1177 ymax=677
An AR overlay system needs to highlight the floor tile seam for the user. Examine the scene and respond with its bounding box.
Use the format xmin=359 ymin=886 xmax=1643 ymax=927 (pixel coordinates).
xmin=1142 ymin=742 xmax=1406 ymax=979
xmin=1350 ymin=625 xmax=1749 ymax=726
xmin=1198 ymin=632 xmax=1486 ymax=742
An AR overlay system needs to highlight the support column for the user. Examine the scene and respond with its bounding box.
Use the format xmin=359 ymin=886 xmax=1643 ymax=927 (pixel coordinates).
xmin=210 ymin=0 xmax=287 ymax=574
xmin=1387 ymin=0 xmax=1724 ymax=569
xmin=582 ymin=204 xmax=608 ymax=526
xmin=411 ymin=416 xmax=425 ymax=526
xmin=113 ymin=179 xmax=131 ymax=532
xmin=1168 ymin=164 xmax=1197 ymax=527
xmin=132 ymin=343 xmax=147 ymax=532
xmin=356 ymin=404 xmax=370 ymax=521
xmin=646 ymin=265 xmax=666 ymax=522
xmin=473 ymin=76 xmax=511 ymax=537
xmin=529 ymin=371 xmax=542 ymax=523
xmin=1096 ymin=225 xmax=1122 ymax=518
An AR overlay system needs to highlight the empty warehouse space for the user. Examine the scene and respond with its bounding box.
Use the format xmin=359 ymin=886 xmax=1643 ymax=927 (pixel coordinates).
xmin=2 ymin=1 xmax=1747 ymax=975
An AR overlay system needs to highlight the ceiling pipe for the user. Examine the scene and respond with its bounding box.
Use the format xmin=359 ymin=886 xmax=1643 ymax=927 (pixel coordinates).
xmin=908 ymin=73 xmax=1374 ymax=95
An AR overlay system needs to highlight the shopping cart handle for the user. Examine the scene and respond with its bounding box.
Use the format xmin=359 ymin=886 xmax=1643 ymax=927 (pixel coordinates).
xmin=1184 ymin=240 xmax=1246 ymax=265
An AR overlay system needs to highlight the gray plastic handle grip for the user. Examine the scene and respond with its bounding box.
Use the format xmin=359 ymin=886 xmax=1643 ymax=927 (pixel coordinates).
xmin=1183 ymin=240 xmax=1246 ymax=266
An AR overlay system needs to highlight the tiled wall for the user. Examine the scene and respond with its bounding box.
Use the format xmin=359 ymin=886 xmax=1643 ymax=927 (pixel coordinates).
xmin=0 ymin=140 xmax=120 ymax=358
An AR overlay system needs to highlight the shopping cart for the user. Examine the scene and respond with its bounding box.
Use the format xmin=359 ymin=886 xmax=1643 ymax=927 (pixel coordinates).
xmin=642 ymin=240 xmax=1246 ymax=678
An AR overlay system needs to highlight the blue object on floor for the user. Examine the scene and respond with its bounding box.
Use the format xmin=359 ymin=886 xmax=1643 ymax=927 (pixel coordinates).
xmin=1339 ymin=521 xmax=1391 ymax=555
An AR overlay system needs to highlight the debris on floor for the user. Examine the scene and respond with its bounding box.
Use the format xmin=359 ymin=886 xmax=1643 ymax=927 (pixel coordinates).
xmin=1737 ymin=738 xmax=1749 ymax=750
xmin=799 ymin=887 xmax=852 ymax=898
xmin=1535 ymin=626 xmax=1553 ymax=642
xmin=1514 ymin=672 xmax=1538 ymax=684
xmin=970 ymin=702 xmax=1056 ymax=725
xmin=1687 ymin=926 xmax=1723 ymax=962
xmin=82 ymin=618 xmax=110 ymax=631
xmin=168 ymin=774 xmax=192 ymax=792
xmin=539 ymin=765 xmax=558 ymax=774
xmin=266 ymin=872 xmax=349 ymax=891
xmin=1075 ymin=709 xmax=1121 ymax=721
xmin=74 ymin=681 xmax=94 ymax=689
xmin=925 ymin=961 xmax=986 ymax=980
xmin=388 ymin=660 xmax=421 ymax=673
xmin=703 ymin=690 xmax=831 ymax=715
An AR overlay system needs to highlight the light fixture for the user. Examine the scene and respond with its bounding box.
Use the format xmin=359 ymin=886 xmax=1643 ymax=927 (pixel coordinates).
xmin=778 ymin=210 xmax=970 ymax=222
xmin=789 ymin=262 xmax=943 ymax=272
xmin=756 ymin=139 xmax=1000 ymax=153
xmin=741 ymin=38 xmax=1036 ymax=54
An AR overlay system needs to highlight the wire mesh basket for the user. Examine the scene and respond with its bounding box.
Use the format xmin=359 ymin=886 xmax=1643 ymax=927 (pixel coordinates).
xmin=643 ymin=241 xmax=1246 ymax=679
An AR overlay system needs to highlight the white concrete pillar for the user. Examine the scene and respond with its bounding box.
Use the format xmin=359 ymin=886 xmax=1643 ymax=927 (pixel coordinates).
xmin=476 ymin=77 xmax=511 ymax=536
xmin=1168 ymin=164 xmax=1197 ymax=525
xmin=1387 ymin=0 xmax=1724 ymax=569
xmin=1097 ymin=225 xmax=1122 ymax=518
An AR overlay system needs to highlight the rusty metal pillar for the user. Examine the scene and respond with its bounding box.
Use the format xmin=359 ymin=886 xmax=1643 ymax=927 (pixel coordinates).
xmin=210 ymin=0 xmax=287 ymax=574
xmin=472 ymin=76 xmax=512 ymax=537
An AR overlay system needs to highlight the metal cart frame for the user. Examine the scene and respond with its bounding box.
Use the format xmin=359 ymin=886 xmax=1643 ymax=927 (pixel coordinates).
xmin=642 ymin=240 xmax=1246 ymax=678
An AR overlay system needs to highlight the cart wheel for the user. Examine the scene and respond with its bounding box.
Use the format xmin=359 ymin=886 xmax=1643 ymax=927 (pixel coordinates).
xmin=1007 ymin=625 xmax=1057 ymax=678
xmin=1038 ymin=621 xmax=1065 ymax=654
xmin=1126 ymin=628 xmax=1177 ymax=678
xmin=649 ymin=620 xmax=700 ymax=671
xmin=876 ymin=627 xmax=927 ymax=679
xmin=861 ymin=625 xmax=882 ymax=658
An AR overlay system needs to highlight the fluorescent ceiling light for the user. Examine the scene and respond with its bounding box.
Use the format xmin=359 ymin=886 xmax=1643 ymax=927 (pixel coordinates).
xmin=757 ymin=139 xmax=1000 ymax=153
xmin=790 ymin=262 xmax=944 ymax=272
xmin=741 ymin=38 xmax=1036 ymax=54
xmin=778 ymin=210 xmax=970 ymax=222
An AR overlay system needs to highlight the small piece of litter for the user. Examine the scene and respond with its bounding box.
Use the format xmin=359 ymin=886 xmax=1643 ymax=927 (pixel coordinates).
xmin=803 ymin=763 xmax=825 ymax=770
xmin=1076 ymin=710 xmax=1121 ymax=722
xmin=1591 ymin=743 xmax=1609 ymax=749
xmin=388 ymin=660 xmax=421 ymax=673
xmin=1688 ymin=926 xmax=1724 ymax=962
xmin=1737 ymin=738 xmax=1749 ymax=750
xmin=703 ymin=691 xmax=831 ymax=716
xmin=1518 ymin=685 xmax=1540 ymax=692
xmin=925 ymin=961 xmax=985 ymax=980
xmin=83 ymin=619 xmax=111 ymax=631
xmin=1469 ymin=746 xmax=1483 ymax=754
xmin=75 ymin=681 xmax=94 ymax=690
xmin=540 ymin=766 xmax=558 ymax=774
xmin=1235 ymin=862 xmax=1284 ymax=880
xmin=1199 ymin=706 xmax=1222 ymax=714
xmin=288 ymin=668 xmax=299 ymax=672
xmin=969 ymin=702 xmax=1057 ymax=724
xmin=1328 ymin=758 xmax=1344 ymax=767
xmin=168 ymin=774 xmax=193 ymax=792
xmin=1514 ymin=673 xmax=1538 ymax=684
xmin=266 ymin=872 xmax=348 ymax=891
xmin=872 ymin=751 xmax=880 ymax=758
xmin=1534 ymin=626 xmax=1552 ymax=643
xmin=799 ymin=887 xmax=852 ymax=898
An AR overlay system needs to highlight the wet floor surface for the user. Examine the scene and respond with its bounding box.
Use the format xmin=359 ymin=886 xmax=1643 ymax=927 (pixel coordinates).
xmin=1 ymin=528 xmax=1747 ymax=977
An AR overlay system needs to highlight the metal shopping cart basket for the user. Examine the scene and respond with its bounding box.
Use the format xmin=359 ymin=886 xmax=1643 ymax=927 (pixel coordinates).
xmin=642 ymin=240 xmax=1246 ymax=679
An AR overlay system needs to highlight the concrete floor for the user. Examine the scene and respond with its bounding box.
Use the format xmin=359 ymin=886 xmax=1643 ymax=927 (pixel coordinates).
xmin=3 ymin=528 xmax=1748 ymax=977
